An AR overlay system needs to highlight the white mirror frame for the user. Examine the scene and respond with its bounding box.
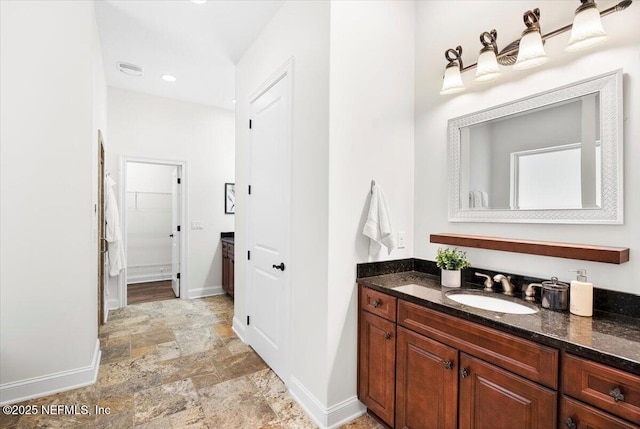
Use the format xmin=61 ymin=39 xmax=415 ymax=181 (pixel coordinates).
xmin=448 ymin=69 xmax=623 ymax=224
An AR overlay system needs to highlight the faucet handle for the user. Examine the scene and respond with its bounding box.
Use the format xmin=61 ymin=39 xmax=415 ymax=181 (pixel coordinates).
xmin=524 ymin=283 xmax=542 ymax=301
xmin=475 ymin=272 xmax=494 ymax=291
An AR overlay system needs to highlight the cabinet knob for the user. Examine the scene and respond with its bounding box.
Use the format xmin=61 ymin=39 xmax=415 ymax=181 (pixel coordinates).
xmin=384 ymin=332 xmax=392 ymax=340
xmin=443 ymin=360 xmax=454 ymax=370
xmin=372 ymin=299 xmax=381 ymax=308
xmin=564 ymin=417 xmax=577 ymax=429
xmin=460 ymin=368 xmax=470 ymax=378
xmin=609 ymin=387 xmax=625 ymax=402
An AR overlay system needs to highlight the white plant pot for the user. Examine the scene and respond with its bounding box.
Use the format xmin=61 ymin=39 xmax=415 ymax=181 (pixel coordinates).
xmin=441 ymin=269 xmax=461 ymax=288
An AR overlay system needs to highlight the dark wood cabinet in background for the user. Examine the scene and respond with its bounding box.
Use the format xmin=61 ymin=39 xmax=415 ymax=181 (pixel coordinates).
xmin=222 ymin=240 xmax=234 ymax=298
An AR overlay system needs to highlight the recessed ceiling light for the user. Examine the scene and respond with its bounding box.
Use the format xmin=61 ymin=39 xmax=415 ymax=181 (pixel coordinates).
xmin=161 ymin=74 xmax=177 ymax=82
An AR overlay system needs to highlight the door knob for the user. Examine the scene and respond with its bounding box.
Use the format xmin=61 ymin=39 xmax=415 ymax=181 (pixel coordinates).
xmin=272 ymin=263 xmax=285 ymax=271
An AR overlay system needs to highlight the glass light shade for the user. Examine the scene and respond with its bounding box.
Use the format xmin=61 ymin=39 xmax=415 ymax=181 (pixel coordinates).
xmin=566 ymin=6 xmax=608 ymax=51
xmin=473 ymin=50 xmax=502 ymax=83
xmin=514 ymin=30 xmax=549 ymax=70
xmin=440 ymin=65 xmax=465 ymax=95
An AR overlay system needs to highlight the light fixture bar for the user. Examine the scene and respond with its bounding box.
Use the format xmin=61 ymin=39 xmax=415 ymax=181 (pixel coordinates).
xmin=459 ymin=0 xmax=632 ymax=73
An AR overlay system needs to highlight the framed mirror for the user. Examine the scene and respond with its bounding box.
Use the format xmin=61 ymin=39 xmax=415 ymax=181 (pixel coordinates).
xmin=448 ymin=70 xmax=623 ymax=224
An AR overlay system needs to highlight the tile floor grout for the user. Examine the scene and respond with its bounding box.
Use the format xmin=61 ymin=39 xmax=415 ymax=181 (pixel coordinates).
xmin=0 ymin=295 xmax=382 ymax=429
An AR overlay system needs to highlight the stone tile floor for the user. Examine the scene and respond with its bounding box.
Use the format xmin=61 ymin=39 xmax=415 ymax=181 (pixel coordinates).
xmin=0 ymin=295 xmax=383 ymax=429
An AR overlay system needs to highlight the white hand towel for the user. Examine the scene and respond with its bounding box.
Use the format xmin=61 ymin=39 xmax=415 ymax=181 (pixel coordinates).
xmin=105 ymin=176 xmax=126 ymax=277
xmin=363 ymin=183 xmax=396 ymax=256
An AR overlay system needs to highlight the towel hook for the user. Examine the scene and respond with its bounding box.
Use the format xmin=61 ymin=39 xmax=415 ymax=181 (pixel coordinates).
xmin=371 ymin=180 xmax=376 ymax=195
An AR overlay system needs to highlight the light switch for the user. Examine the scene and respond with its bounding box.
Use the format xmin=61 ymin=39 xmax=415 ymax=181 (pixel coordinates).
xmin=398 ymin=231 xmax=406 ymax=249
xmin=191 ymin=221 xmax=204 ymax=230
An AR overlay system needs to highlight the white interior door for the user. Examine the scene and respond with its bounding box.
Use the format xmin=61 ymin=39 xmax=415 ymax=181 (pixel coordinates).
xmin=171 ymin=167 xmax=180 ymax=297
xmin=247 ymin=67 xmax=291 ymax=382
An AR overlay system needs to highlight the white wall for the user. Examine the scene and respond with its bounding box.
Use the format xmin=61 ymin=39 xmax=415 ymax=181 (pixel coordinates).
xmin=235 ymin=0 xmax=331 ymax=409
xmin=327 ymin=0 xmax=415 ymax=406
xmin=415 ymin=1 xmax=640 ymax=293
xmin=236 ymin=0 xmax=414 ymax=423
xmin=126 ymin=163 xmax=174 ymax=283
xmin=0 ymin=0 xmax=104 ymax=403
xmin=106 ymin=89 xmax=235 ymax=303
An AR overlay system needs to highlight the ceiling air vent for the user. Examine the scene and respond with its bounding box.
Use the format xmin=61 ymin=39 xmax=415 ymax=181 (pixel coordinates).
xmin=117 ymin=62 xmax=143 ymax=77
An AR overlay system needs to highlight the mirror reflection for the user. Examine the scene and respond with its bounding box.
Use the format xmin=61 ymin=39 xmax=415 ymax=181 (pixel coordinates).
xmin=460 ymin=94 xmax=601 ymax=211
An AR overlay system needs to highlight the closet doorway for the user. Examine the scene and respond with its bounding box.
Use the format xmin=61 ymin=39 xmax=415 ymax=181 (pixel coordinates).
xmin=119 ymin=157 xmax=186 ymax=306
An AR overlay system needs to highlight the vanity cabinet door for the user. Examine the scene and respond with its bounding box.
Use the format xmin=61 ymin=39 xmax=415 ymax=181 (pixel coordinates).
xmin=396 ymin=326 xmax=458 ymax=429
xmin=459 ymin=353 xmax=557 ymax=429
xmin=359 ymin=310 xmax=396 ymax=427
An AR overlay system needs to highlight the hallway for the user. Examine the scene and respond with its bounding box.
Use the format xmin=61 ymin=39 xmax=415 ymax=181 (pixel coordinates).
xmin=1 ymin=296 xmax=381 ymax=428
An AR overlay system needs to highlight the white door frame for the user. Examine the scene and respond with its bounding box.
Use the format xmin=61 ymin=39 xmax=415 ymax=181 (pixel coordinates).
xmin=245 ymin=58 xmax=293 ymax=384
xmin=118 ymin=155 xmax=188 ymax=308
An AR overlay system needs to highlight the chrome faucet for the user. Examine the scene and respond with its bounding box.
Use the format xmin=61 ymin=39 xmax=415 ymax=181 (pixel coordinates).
xmin=493 ymin=274 xmax=515 ymax=296
xmin=475 ymin=272 xmax=494 ymax=291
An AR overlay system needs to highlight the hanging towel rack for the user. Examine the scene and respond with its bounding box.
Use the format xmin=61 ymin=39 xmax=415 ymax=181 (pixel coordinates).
xmin=371 ymin=180 xmax=376 ymax=195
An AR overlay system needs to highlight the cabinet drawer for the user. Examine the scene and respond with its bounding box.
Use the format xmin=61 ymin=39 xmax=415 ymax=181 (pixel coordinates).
xmin=360 ymin=287 xmax=397 ymax=322
xmin=563 ymin=354 xmax=640 ymax=424
xmin=398 ymin=300 xmax=559 ymax=388
xmin=562 ymin=396 xmax=639 ymax=429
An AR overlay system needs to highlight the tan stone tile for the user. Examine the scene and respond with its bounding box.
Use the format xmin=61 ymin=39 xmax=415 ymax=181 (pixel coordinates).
xmin=213 ymin=323 xmax=234 ymax=339
xmin=157 ymin=341 xmax=180 ymax=361
xmin=169 ymin=405 xmax=208 ymax=428
xmin=0 ymin=410 xmax=21 ymax=428
xmin=98 ymin=390 xmax=133 ymax=416
xmin=174 ymin=327 xmax=221 ymax=356
xmin=101 ymin=342 xmax=131 ymax=364
xmin=338 ymin=414 xmax=384 ymax=429
xmin=94 ymin=410 xmax=134 ymax=429
xmin=199 ymin=376 xmax=279 ymax=428
xmin=133 ymin=379 xmax=199 ymax=425
xmin=131 ymin=345 xmax=156 ymax=358
xmin=224 ymin=337 xmax=252 ymax=355
xmin=159 ymin=351 xmax=220 ymax=385
xmin=215 ymin=351 xmax=268 ymax=382
xmin=106 ymin=335 xmax=131 ymax=347
xmin=130 ymin=328 xmax=175 ymax=349
xmin=191 ymin=371 xmax=222 ymax=391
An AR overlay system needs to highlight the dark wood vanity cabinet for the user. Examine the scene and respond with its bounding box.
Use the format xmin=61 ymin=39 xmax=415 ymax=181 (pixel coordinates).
xmin=358 ymin=284 xmax=640 ymax=429
xmin=222 ymin=240 xmax=234 ymax=297
xmin=359 ymin=285 xmax=558 ymax=429
xmin=358 ymin=287 xmax=397 ymax=427
xmin=561 ymin=353 xmax=640 ymax=428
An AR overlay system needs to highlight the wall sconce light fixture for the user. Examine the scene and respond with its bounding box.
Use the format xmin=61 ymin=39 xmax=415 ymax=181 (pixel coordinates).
xmin=440 ymin=0 xmax=632 ymax=95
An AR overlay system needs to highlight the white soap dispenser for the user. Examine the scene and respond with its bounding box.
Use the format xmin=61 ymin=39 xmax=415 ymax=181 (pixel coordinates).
xmin=569 ymin=269 xmax=593 ymax=317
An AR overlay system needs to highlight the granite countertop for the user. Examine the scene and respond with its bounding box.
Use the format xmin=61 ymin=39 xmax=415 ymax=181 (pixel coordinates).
xmin=358 ymin=271 xmax=640 ymax=376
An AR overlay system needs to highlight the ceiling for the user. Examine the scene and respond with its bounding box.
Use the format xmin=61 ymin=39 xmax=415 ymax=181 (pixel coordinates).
xmin=95 ymin=0 xmax=283 ymax=109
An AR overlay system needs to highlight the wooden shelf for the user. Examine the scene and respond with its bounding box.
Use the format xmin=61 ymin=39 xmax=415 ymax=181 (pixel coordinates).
xmin=430 ymin=233 xmax=629 ymax=265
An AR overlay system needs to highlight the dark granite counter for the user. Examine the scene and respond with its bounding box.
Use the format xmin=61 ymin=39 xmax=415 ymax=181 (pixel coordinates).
xmin=221 ymin=232 xmax=234 ymax=244
xmin=358 ymin=270 xmax=640 ymax=376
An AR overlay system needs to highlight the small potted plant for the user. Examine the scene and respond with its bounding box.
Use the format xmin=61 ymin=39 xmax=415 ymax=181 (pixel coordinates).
xmin=436 ymin=247 xmax=470 ymax=288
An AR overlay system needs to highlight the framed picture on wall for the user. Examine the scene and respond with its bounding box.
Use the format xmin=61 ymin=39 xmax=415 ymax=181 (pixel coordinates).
xmin=225 ymin=183 xmax=235 ymax=214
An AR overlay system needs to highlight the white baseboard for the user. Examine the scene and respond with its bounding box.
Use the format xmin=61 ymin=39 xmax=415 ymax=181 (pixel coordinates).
xmin=288 ymin=376 xmax=365 ymax=429
xmin=187 ymin=285 xmax=224 ymax=299
xmin=0 ymin=339 xmax=101 ymax=405
xmin=232 ymin=316 xmax=247 ymax=343
xmin=127 ymin=273 xmax=172 ymax=284
xmin=106 ymin=297 xmax=120 ymax=312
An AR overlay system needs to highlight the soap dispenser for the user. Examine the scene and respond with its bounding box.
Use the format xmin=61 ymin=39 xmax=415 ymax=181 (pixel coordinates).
xmin=569 ymin=269 xmax=593 ymax=317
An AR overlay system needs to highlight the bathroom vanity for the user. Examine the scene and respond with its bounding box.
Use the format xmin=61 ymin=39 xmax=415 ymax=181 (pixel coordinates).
xmin=357 ymin=267 xmax=640 ymax=429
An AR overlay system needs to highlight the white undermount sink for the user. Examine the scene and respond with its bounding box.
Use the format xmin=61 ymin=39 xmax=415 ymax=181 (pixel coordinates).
xmin=445 ymin=291 xmax=538 ymax=314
